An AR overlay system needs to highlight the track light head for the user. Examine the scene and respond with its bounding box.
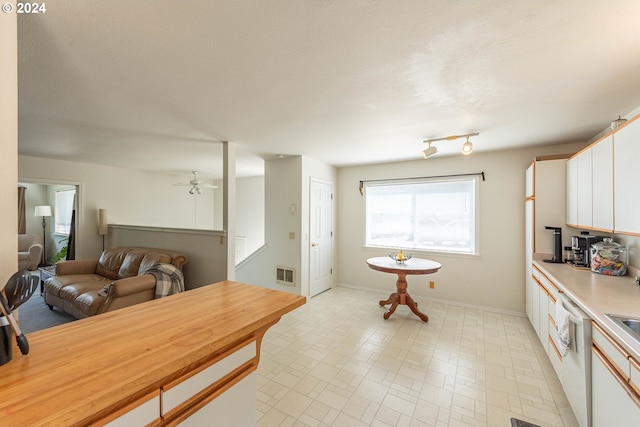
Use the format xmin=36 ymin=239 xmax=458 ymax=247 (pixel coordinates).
xmin=422 ymin=142 xmax=437 ymax=159
xmin=461 ymin=137 xmax=473 ymax=155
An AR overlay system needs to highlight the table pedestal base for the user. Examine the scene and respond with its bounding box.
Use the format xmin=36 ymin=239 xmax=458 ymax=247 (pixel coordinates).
xmin=378 ymin=273 xmax=429 ymax=322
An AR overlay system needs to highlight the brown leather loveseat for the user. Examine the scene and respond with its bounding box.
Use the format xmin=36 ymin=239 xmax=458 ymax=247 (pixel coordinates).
xmin=44 ymin=246 xmax=188 ymax=319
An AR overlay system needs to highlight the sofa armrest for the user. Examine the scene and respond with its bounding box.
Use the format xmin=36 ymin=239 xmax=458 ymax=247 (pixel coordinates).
xmin=55 ymin=259 xmax=99 ymax=275
xmin=109 ymin=275 xmax=156 ymax=297
xmin=97 ymin=275 xmax=156 ymax=314
xmin=28 ymin=243 xmax=43 ymax=265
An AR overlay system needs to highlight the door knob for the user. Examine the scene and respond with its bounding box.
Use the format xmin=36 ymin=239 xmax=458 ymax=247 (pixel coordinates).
xmin=311 ymin=243 xmax=318 ymax=247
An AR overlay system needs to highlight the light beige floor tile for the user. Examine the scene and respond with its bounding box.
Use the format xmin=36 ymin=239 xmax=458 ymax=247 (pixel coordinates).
xmin=257 ymin=287 xmax=580 ymax=426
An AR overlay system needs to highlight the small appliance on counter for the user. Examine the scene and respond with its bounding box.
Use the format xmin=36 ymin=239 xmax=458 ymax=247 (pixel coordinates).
xmin=569 ymin=231 xmax=603 ymax=268
xmin=590 ymin=237 xmax=628 ymax=276
xmin=543 ymin=226 xmax=564 ymax=263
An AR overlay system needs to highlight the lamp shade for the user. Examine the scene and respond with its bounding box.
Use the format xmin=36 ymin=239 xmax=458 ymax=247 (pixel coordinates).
xmin=98 ymin=209 xmax=108 ymax=236
xmin=34 ymin=205 xmax=52 ymax=217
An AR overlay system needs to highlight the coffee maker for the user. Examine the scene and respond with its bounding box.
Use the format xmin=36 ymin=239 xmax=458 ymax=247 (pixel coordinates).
xmin=571 ymin=231 xmax=604 ymax=268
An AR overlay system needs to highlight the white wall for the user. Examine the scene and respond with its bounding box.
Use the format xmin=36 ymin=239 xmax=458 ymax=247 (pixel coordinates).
xmin=19 ymin=156 xmax=217 ymax=259
xmin=337 ymin=142 xmax=586 ymax=314
xmin=215 ymin=175 xmax=265 ymax=263
xmin=0 ymin=12 xmax=17 ymax=284
xmin=236 ymin=156 xmax=302 ymax=292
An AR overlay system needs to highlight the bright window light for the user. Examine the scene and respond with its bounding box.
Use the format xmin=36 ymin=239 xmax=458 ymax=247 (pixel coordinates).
xmin=364 ymin=177 xmax=479 ymax=254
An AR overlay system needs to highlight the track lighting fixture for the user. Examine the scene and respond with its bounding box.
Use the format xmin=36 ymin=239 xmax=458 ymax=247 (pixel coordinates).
xmin=422 ymin=132 xmax=479 ymax=158
xmin=422 ymin=141 xmax=437 ymax=159
xmin=461 ymin=136 xmax=473 ymax=155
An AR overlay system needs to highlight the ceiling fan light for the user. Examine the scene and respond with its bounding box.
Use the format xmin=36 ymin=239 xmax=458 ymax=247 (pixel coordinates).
xmin=461 ymin=138 xmax=473 ymax=155
xmin=422 ymin=144 xmax=437 ymax=159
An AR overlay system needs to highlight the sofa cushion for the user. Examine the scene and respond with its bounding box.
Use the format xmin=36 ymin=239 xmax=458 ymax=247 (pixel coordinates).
xmin=74 ymin=291 xmax=107 ymax=317
xmin=96 ymin=248 xmax=129 ymax=280
xmin=45 ymin=274 xmax=107 ymax=297
xmin=138 ymin=252 xmax=173 ymax=275
xmin=118 ymin=251 xmax=147 ymax=278
xmin=59 ymin=278 xmax=111 ymax=304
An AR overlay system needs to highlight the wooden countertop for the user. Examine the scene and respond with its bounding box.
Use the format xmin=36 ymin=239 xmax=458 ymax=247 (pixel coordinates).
xmin=0 ymin=281 xmax=305 ymax=426
xmin=532 ymin=257 xmax=640 ymax=359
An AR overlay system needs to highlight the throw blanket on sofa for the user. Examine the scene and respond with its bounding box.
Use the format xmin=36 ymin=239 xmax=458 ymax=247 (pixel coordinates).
xmin=146 ymin=263 xmax=185 ymax=298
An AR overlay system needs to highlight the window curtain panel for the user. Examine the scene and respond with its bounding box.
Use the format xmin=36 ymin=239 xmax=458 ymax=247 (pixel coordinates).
xmin=18 ymin=186 xmax=26 ymax=234
xmin=66 ymin=193 xmax=76 ymax=260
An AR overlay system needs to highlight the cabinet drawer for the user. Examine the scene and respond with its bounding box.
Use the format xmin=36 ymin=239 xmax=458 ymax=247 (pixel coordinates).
xmin=630 ymin=357 xmax=640 ymax=396
xmin=532 ymin=265 xmax=541 ymax=281
xmin=162 ymin=340 xmax=256 ymax=417
xmin=593 ymin=322 xmax=630 ymax=380
xmin=540 ymin=273 xmax=561 ymax=302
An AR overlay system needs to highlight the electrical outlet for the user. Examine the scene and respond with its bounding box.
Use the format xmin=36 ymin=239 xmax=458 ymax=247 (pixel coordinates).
xmin=429 ymin=281 xmax=435 ymax=289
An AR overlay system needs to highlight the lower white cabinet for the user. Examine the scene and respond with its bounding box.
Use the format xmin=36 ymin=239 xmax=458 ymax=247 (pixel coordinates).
xmin=178 ymin=373 xmax=256 ymax=427
xmin=592 ymin=346 xmax=640 ymax=426
xmin=105 ymin=393 xmax=160 ymax=427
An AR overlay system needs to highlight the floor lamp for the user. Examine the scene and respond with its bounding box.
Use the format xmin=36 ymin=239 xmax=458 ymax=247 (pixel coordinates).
xmin=98 ymin=209 xmax=108 ymax=251
xmin=35 ymin=205 xmax=52 ymax=266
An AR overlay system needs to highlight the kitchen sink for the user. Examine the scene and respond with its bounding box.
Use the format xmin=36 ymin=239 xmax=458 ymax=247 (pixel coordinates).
xmin=606 ymin=314 xmax=640 ymax=343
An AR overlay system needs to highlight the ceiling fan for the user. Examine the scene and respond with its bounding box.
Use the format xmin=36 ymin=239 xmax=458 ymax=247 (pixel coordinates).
xmin=173 ymin=171 xmax=217 ymax=195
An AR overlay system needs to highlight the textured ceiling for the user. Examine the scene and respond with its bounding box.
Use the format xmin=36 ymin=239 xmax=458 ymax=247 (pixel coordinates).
xmin=17 ymin=0 xmax=640 ymax=179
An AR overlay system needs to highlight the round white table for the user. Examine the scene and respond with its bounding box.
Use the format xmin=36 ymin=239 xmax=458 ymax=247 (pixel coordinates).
xmin=366 ymin=257 xmax=441 ymax=322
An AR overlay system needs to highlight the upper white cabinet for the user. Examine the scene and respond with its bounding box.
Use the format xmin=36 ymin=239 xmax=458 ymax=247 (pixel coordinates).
xmin=567 ymin=114 xmax=639 ymax=235
xmin=576 ymin=148 xmax=593 ymax=228
xmin=614 ymin=119 xmax=640 ymax=235
xmin=592 ymin=135 xmax=614 ymax=232
xmin=566 ymin=156 xmax=578 ymax=226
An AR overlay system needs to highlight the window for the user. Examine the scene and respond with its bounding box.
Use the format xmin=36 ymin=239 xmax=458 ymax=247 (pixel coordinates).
xmin=54 ymin=189 xmax=75 ymax=235
xmin=364 ymin=176 xmax=479 ymax=254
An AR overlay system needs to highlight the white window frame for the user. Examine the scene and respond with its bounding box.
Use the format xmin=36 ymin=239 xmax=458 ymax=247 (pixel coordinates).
xmin=363 ymin=176 xmax=480 ymax=255
xmin=54 ymin=189 xmax=75 ymax=236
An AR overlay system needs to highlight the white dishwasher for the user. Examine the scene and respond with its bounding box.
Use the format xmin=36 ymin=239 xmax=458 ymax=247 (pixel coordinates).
xmin=556 ymin=293 xmax=592 ymax=427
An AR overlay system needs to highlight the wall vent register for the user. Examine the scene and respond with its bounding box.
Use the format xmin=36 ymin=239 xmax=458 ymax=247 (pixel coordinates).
xmin=276 ymin=267 xmax=295 ymax=286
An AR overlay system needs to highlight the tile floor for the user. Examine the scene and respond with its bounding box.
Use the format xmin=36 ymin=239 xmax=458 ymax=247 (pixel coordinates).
xmin=257 ymin=286 xmax=579 ymax=427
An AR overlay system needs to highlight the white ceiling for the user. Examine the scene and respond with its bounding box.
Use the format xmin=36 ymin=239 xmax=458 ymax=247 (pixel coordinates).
xmin=17 ymin=1 xmax=640 ymax=179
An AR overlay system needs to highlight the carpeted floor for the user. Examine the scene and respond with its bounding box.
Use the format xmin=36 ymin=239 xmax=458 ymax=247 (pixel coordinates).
xmin=17 ymin=292 xmax=75 ymax=334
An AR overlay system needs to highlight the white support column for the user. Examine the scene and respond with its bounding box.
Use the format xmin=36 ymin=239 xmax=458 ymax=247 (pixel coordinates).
xmin=222 ymin=142 xmax=236 ymax=280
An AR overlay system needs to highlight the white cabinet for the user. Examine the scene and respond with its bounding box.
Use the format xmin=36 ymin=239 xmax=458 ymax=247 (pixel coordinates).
xmin=592 ymin=346 xmax=640 ymax=426
xmin=526 ymin=158 xmax=569 ymax=332
xmin=104 ymin=393 xmax=160 ymax=427
xmin=525 ymin=198 xmax=534 ymax=322
xmin=566 ymin=156 xmax=578 ymax=226
xmin=529 ymin=159 xmax=570 ymax=253
xmin=591 ymin=135 xmax=614 ymax=231
xmin=613 ymin=119 xmax=640 ymax=234
xmin=592 ymin=322 xmax=640 ymax=426
xmin=576 ymin=148 xmax=593 ymax=228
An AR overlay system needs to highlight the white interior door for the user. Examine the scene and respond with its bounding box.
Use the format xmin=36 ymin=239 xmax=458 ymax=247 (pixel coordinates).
xmin=309 ymin=179 xmax=332 ymax=297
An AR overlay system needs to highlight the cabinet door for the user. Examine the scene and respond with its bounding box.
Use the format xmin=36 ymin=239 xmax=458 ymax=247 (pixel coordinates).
xmin=576 ymin=149 xmax=592 ymax=228
xmin=534 ymin=159 xmax=568 ymax=252
xmin=526 ymin=163 xmax=534 ymax=198
xmin=531 ymin=276 xmax=540 ymax=336
xmin=614 ymin=119 xmax=640 ymax=234
xmin=525 ymin=201 xmax=534 ymax=322
xmin=592 ymin=135 xmax=614 ymax=231
xmin=592 ymin=346 xmax=640 ymax=426
xmin=566 ymin=156 xmax=578 ymax=226
xmin=538 ymin=282 xmax=549 ymax=354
